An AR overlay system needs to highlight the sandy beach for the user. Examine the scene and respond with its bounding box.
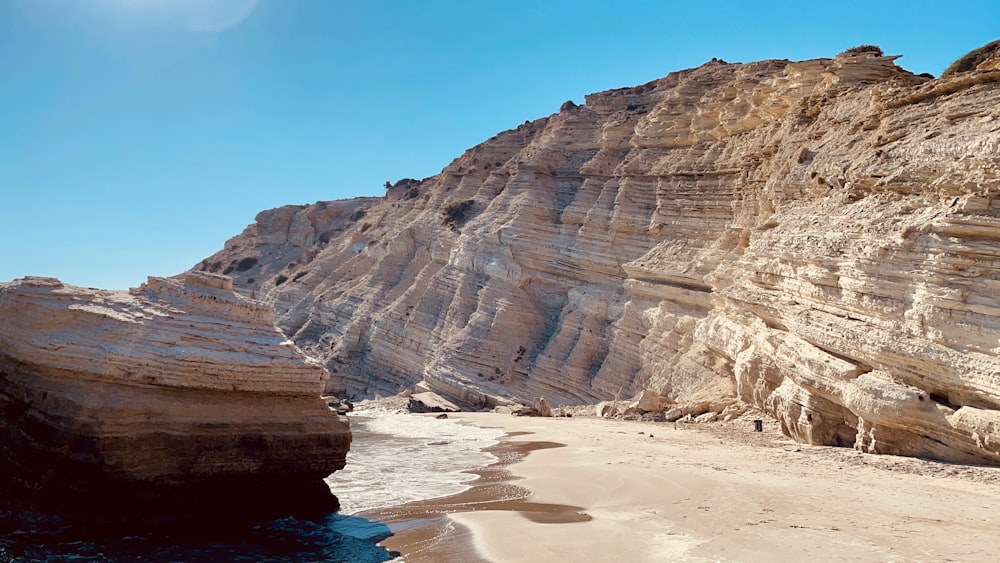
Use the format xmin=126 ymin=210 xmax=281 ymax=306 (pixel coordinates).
xmin=370 ymin=412 xmax=1000 ymax=562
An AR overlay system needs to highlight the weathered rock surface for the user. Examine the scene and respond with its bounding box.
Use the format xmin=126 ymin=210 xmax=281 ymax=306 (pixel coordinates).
xmin=197 ymin=44 xmax=1000 ymax=465
xmin=0 ymin=272 xmax=350 ymax=509
xmin=408 ymin=391 xmax=460 ymax=413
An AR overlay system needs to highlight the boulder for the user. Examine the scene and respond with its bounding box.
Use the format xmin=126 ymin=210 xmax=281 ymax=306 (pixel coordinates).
xmin=535 ymin=397 xmax=553 ymax=417
xmin=636 ymin=389 xmax=667 ymax=413
xmin=695 ymin=412 xmax=719 ymax=423
xmin=664 ymin=408 xmax=686 ymax=422
xmin=408 ymin=391 xmax=461 ymax=413
xmin=323 ymin=395 xmax=354 ymax=415
xmin=596 ymin=401 xmax=618 ymax=418
xmin=511 ymin=404 xmax=541 ymax=417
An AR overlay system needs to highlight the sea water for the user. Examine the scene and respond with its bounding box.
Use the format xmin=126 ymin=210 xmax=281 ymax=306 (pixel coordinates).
xmin=328 ymin=411 xmax=505 ymax=515
xmin=0 ymin=411 xmax=503 ymax=562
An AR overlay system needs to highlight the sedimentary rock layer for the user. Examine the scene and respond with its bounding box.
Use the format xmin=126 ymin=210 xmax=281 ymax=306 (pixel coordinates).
xmin=0 ymin=273 xmax=350 ymax=506
xmin=197 ymin=46 xmax=1000 ymax=465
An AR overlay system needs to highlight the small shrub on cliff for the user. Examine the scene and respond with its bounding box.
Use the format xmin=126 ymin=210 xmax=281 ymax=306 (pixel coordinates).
xmin=942 ymin=39 xmax=1000 ymax=77
xmin=442 ymin=199 xmax=475 ymax=229
xmin=839 ymin=44 xmax=883 ymax=57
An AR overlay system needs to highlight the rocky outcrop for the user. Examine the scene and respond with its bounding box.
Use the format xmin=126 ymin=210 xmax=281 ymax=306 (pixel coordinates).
xmin=197 ymin=43 xmax=1000 ymax=465
xmin=0 ymin=272 xmax=350 ymax=510
xmin=408 ymin=391 xmax=461 ymax=413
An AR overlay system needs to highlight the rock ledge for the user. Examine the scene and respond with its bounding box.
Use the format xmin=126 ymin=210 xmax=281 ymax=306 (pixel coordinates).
xmin=0 ymin=273 xmax=350 ymax=512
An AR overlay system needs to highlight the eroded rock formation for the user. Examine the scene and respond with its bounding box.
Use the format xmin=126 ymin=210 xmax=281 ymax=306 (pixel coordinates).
xmin=197 ymin=44 xmax=1000 ymax=465
xmin=0 ymin=272 xmax=350 ymax=510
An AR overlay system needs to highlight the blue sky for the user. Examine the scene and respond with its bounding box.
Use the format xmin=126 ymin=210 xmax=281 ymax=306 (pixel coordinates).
xmin=2 ymin=0 xmax=998 ymax=290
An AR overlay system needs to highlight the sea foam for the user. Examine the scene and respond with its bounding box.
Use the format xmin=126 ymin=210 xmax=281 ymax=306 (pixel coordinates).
xmin=325 ymin=412 xmax=504 ymax=515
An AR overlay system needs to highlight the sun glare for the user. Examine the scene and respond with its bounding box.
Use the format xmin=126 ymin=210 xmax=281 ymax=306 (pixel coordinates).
xmin=116 ymin=0 xmax=258 ymax=32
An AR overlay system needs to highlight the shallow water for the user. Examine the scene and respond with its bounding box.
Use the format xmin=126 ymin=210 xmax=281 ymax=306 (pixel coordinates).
xmin=327 ymin=411 xmax=505 ymax=515
xmin=0 ymin=509 xmax=397 ymax=563
xmin=0 ymin=411 xmax=504 ymax=562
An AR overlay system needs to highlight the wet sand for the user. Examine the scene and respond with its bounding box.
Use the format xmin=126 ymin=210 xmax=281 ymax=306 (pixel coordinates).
xmin=362 ymin=437 xmax=587 ymax=562
xmin=373 ymin=412 xmax=1000 ymax=562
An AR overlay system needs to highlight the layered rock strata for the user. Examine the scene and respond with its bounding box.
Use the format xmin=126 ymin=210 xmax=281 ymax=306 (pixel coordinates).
xmin=0 ymin=273 xmax=350 ymax=510
xmin=198 ymin=45 xmax=1000 ymax=465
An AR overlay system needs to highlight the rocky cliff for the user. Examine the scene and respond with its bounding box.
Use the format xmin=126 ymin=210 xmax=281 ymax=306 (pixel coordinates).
xmin=197 ymin=44 xmax=1000 ymax=465
xmin=0 ymin=272 xmax=350 ymax=510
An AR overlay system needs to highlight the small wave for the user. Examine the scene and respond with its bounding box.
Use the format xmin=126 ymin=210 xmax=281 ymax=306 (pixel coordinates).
xmin=327 ymin=412 xmax=504 ymax=515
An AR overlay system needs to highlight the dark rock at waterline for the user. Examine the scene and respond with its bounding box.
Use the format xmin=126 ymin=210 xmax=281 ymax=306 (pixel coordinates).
xmin=0 ymin=468 xmax=342 ymax=522
xmin=325 ymin=395 xmax=355 ymax=415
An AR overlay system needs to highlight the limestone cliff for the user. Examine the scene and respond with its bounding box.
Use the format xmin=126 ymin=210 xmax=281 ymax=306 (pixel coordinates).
xmin=0 ymin=272 xmax=350 ymax=509
xmin=197 ymin=44 xmax=1000 ymax=465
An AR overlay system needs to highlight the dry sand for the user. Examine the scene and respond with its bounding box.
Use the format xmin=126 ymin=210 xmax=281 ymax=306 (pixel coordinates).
xmin=374 ymin=412 xmax=1000 ymax=562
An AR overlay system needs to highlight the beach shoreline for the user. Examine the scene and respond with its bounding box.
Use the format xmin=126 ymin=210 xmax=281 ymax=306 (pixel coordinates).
xmin=360 ymin=427 xmax=581 ymax=562
xmin=375 ymin=412 xmax=1000 ymax=562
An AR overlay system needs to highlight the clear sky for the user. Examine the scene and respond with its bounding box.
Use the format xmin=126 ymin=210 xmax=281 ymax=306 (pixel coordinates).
xmin=2 ymin=0 xmax=998 ymax=290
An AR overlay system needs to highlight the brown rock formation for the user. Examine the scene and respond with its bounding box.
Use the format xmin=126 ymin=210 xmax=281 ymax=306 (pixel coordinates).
xmin=0 ymin=272 xmax=350 ymax=511
xmin=197 ymin=45 xmax=1000 ymax=465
